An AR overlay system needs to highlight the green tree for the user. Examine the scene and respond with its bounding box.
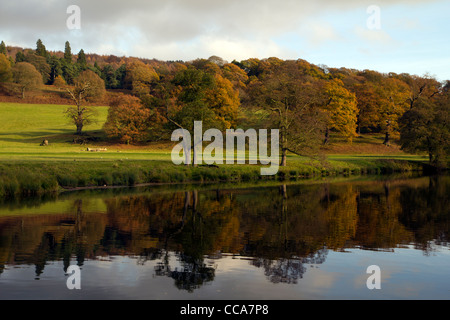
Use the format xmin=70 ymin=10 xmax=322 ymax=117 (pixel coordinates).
xmin=101 ymin=64 xmax=119 ymax=89
xmin=65 ymin=70 xmax=106 ymax=135
xmin=399 ymin=81 xmax=449 ymax=167
xmin=24 ymin=52 xmax=51 ymax=84
xmin=61 ymin=61 xmax=77 ymax=85
xmin=114 ymin=64 xmax=127 ymax=89
xmin=47 ymin=55 xmax=62 ymax=84
xmin=77 ymin=49 xmax=87 ymax=70
xmin=12 ymin=62 xmax=43 ymax=98
xmin=169 ymin=64 xmax=240 ymax=131
xmin=35 ymin=39 xmax=47 ymax=58
xmin=15 ymin=51 xmax=25 ymax=63
xmin=0 ymin=41 xmax=6 ymax=55
xmin=247 ymin=60 xmax=327 ymax=166
xmin=64 ymin=41 xmax=72 ymax=64
xmin=168 ymin=67 xmax=218 ymax=131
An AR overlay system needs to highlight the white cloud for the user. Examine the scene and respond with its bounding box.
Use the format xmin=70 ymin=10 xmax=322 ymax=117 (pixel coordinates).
xmin=0 ymin=0 xmax=446 ymax=82
xmin=354 ymin=26 xmax=395 ymax=45
xmin=301 ymin=21 xmax=342 ymax=47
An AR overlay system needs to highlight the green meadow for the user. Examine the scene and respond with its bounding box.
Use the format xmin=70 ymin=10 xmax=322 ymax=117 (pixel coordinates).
xmin=0 ymin=102 xmax=430 ymax=196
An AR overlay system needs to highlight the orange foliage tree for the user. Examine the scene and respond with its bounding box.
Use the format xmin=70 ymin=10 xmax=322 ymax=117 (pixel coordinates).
xmin=104 ymin=94 xmax=152 ymax=144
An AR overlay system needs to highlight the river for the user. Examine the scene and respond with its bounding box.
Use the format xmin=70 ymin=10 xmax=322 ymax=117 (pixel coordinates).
xmin=0 ymin=174 xmax=448 ymax=299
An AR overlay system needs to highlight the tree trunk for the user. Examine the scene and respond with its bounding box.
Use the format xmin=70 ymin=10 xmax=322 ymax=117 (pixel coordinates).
xmin=21 ymin=87 xmax=25 ymax=99
xmin=383 ymin=131 xmax=390 ymax=146
xmin=281 ymin=147 xmax=287 ymax=167
xmin=323 ymin=127 xmax=329 ymax=145
xmin=383 ymin=120 xmax=391 ymax=146
xmin=193 ymin=142 xmax=198 ymax=167
xmin=76 ymin=123 xmax=83 ymax=135
xmin=280 ymin=128 xmax=287 ymax=166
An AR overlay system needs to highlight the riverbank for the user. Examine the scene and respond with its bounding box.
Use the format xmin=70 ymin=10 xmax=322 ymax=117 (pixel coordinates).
xmin=0 ymin=157 xmax=434 ymax=197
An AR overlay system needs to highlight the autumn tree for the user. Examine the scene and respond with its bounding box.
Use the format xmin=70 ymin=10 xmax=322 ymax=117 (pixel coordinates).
xmin=0 ymin=53 xmax=12 ymax=83
xmin=332 ymin=68 xmax=382 ymax=135
xmin=65 ymin=70 xmax=106 ymax=135
xmin=12 ymin=62 xmax=43 ymax=98
xmin=397 ymin=73 xmax=441 ymax=110
xmin=165 ymin=64 xmax=241 ymax=133
xmin=204 ymin=73 xmax=240 ymax=129
xmin=124 ymin=60 xmax=159 ymax=100
xmin=322 ymin=78 xmax=359 ymax=144
xmin=376 ymin=77 xmax=410 ymax=146
xmin=207 ymin=55 xmax=227 ymax=66
xmin=222 ymin=62 xmax=249 ymax=91
xmin=104 ymin=94 xmax=152 ymax=144
xmin=53 ymin=75 xmax=66 ymax=88
xmin=159 ymin=66 xmax=241 ymax=165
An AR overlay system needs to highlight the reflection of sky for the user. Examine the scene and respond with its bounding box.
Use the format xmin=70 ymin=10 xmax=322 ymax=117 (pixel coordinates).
xmin=1 ymin=246 xmax=449 ymax=300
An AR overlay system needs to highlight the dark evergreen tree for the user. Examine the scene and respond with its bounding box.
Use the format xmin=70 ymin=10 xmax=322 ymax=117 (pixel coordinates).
xmin=36 ymin=39 xmax=47 ymax=57
xmin=102 ymin=64 xmax=119 ymax=89
xmin=0 ymin=41 xmax=6 ymax=55
xmin=48 ymin=55 xmax=62 ymax=84
xmin=15 ymin=51 xmax=25 ymax=63
xmin=77 ymin=49 xmax=87 ymax=70
xmin=64 ymin=41 xmax=72 ymax=63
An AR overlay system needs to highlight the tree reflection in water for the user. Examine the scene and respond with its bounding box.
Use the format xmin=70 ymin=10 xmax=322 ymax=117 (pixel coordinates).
xmin=155 ymin=252 xmax=215 ymax=292
xmin=0 ymin=175 xmax=448 ymax=292
xmin=251 ymin=248 xmax=328 ymax=284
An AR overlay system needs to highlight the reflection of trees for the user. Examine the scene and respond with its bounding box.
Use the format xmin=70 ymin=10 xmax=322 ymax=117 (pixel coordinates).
xmin=251 ymin=248 xmax=328 ymax=284
xmin=151 ymin=190 xmax=220 ymax=292
xmin=252 ymin=258 xmax=305 ymax=284
xmin=397 ymin=176 xmax=450 ymax=252
xmin=155 ymin=252 xmax=215 ymax=293
xmin=0 ymin=176 xmax=448 ymax=284
xmin=0 ymin=199 xmax=108 ymax=277
xmin=355 ymin=181 xmax=415 ymax=250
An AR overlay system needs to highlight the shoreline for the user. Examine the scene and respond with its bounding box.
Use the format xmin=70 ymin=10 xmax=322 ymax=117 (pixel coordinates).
xmin=0 ymin=157 xmax=441 ymax=197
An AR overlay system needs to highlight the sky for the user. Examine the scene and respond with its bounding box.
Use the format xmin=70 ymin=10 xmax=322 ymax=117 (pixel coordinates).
xmin=0 ymin=0 xmax=449 ymax=81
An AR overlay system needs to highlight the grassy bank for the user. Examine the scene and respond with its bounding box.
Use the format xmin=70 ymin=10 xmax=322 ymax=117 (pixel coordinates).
xmin=0 ymin=157 xmax=429 ymax=197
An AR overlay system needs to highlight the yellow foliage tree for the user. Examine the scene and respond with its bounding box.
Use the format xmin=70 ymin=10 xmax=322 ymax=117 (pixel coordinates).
xmin=322 ymin=79 xmax=359 ymax=143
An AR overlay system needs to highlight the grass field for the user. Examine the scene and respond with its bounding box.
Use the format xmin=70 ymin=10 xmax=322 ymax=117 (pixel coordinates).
xmin=0 ymin=102 xmax=427 ymax=160
xmin=0 ymin=102 xmax=431 ymax=195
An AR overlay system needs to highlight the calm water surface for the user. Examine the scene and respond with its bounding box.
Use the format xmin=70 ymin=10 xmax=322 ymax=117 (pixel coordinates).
xmin=0 ymin=175 xmax=448 ymax=300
